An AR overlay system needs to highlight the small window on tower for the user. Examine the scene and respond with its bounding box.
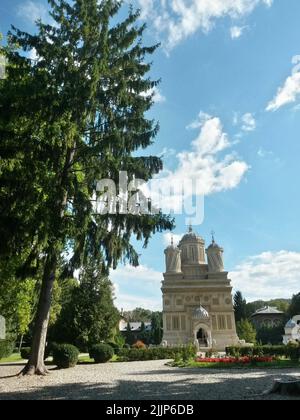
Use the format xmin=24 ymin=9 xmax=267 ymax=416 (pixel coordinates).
xmin=190 ymin=246 xmax=195 ymax=261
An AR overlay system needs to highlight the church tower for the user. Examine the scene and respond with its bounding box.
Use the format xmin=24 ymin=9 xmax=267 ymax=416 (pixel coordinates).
xmin=164 ymin=238 xmax=182 ymax=274
xmin=161 ymin=228 xmax=239 ymax=351
xmin=206 ymin=235 xmax=224 ymax=273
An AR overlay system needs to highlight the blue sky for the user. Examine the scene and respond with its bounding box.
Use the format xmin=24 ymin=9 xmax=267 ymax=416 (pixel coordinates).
xmin=2 ymin=0 xmax=300 ymax=310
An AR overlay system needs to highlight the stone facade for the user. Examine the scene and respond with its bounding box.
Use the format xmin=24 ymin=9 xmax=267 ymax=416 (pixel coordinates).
xmin=162 ymin=229 xmax=239 ymax=351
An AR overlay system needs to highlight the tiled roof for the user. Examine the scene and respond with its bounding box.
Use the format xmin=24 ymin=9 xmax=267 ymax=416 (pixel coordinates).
xmin=251 ymin=306 xmax=284 ymax=316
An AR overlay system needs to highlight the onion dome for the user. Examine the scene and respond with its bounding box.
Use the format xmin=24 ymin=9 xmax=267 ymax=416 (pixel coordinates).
xmin=179 ymin=226 xmax=204 ymax=245
xmin=285 ymin=319 xmax=297 ymax=329
xmin=193 ymin=305 xmax=209 ymax=320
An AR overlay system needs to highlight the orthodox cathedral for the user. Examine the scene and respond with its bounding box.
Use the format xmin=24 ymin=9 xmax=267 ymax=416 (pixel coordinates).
xmin=162 ymin=228 xmax=239 ymax=351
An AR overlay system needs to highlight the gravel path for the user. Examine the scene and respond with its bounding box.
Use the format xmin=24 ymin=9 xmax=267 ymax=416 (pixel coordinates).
xmin=0 ymin=361 xmax=300 ymax=400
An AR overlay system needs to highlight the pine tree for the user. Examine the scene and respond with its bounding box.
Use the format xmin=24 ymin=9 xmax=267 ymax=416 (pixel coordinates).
xmin=50 ymin=260 xmax=119 ymax=350
xmin=234 ymin=291 xmax=247 ymax=323
xmin=236 ymin=319 xmax=256 ymax=344
xmin=151 ymin=312 xmax=163 ymax=345
xmin=288 ymin=293 xmax=300 ymax=318
xmin=0 ymin=0 xmax=174 ymax=375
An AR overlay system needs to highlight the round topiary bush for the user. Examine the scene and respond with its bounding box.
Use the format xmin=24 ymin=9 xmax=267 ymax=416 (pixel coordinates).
xmin=0 ymin=340 xmax=15 ymax=360
xmin=53 ymin=344 xmax=79 ymax=369
xmin=20 ymin=347 xmax=31 ymax=360
xmin=89 ymin=344 xmax=114 ymax=363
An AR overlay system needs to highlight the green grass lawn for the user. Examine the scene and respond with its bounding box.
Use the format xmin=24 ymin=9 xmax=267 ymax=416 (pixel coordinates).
xmin=0 ymin=353 xmax=24 ymax=364
xmin=78 ymin=354 xmax=118 ymax=364
xmin=171 ymin=359 xmax=300 ymax=370
xmin=0 ymin=353 xmax=119 ymax=365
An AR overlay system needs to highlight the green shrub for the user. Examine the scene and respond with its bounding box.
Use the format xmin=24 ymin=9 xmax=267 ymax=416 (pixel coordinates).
xmin=226 ymin=344 xmax=300 ymax=360
xmin=286 ymin=343 xmax=300 ymax=362
xmin=20 ymin=347 xmax=31 ymax=360
xmin=0 ymin=340 xmax=15 ymax=360
xmin=107 ymin=342 xmax=122 ymax=356
xmin=53 ymin=344 xmax=79 ymax=369
xmin=89 ymin=344 xmax=114 ymax=363
xmin=118 ymin=346 xmax=197 ymax=362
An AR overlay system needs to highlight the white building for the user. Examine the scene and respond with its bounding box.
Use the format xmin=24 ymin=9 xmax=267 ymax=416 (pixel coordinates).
xmin=283 ymin=316 xmax=300 ymax=345
xmin=161 ymin=228 xmax=239 ymax=351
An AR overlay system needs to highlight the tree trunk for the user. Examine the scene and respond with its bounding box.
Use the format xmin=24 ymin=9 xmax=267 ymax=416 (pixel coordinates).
xmin=270 ymin=380 xmax=300 ymax=396
xmin=20 ymin=146 xmax=76 ymax=376
xmin=18 ymin=335 xmax=24 ymax=354
xmin=20 ymin=251 xmax=57 ymax=376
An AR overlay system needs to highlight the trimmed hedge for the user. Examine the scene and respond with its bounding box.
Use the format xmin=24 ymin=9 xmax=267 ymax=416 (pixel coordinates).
xmin=89 ymin=344 xmax=114 ymax=363
xmin=118 ymin=346 xmax=197 ymax=362
xmin=226 ymin=344 xmax=300 ymax=361
xmin=0 ymin=340 xmax=15 ymax=360
xmin=53 ymin=344 xmax=79 ymax=369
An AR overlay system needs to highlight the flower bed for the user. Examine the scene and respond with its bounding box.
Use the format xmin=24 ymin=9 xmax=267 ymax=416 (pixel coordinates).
xmin=195 ymin=356 xmax=273 ymax=364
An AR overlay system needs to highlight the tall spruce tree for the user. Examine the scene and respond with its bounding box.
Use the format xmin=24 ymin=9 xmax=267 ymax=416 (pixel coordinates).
xmin=0 ymin=0 xmax=174 ymax=375
xmin=233 ymin=291 xmax=247 ymax=323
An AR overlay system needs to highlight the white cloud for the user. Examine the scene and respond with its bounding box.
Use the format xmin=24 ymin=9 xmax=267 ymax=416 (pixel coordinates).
xmin=110 ymin=264 xmax=162 ymax=311
xmin=141 ymin=86 xmax=166 ymax=104
xmin=136 ymin=0 xmax=273 ymax=50
xmin=152 ymin=87 xmax=166 ymax=104
xmin=232 ymin=112 xmax=256 ymax=133
xmin=163 ymin=232 xmax=184 ymax=247
xmin=241 ymin=113 xmax=256 ymax=131
xmin=149 ymin=114 xmax=249 ymax=207
xmin=158 ymin=147 xmax=176 ymax=158
xmin=230 ymin=26 xmax=247 ymax=39
xmin=17 ymin=1 xmax=49 ymax=24
xmin=257 ymin=147 xmax=272 ymax=158
xmin=186 ymin=111 xmax=212 ymax=130
xmin=267 ymin=56 xmax=300 ymax=112
xmin=230 ymin=250 xmax=300 ymax=301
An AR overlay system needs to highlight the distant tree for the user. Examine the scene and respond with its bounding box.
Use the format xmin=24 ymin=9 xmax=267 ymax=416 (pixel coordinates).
xmin=50 ymin=261 xmax=119 ymax=351
xmin=124 ymin=321 xmax=135 ymax=346
xmin=151 ymin=312 xmax=163 ymax=345
xmin=288 ymin=293 xmax=300 ymax=318
xmin=236 ymin=319 xmax=256 ymax=344
xmin=256 ymin=324 xmax=285 ymax=345
xmin=234 ymin=291 xmax=247 ymax=322
xmin=123 ymin=308 xmax=153 ymax=322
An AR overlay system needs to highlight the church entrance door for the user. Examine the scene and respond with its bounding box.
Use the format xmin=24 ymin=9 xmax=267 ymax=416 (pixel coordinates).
xmin=197 ymin=328 xmax=208 ymax=347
